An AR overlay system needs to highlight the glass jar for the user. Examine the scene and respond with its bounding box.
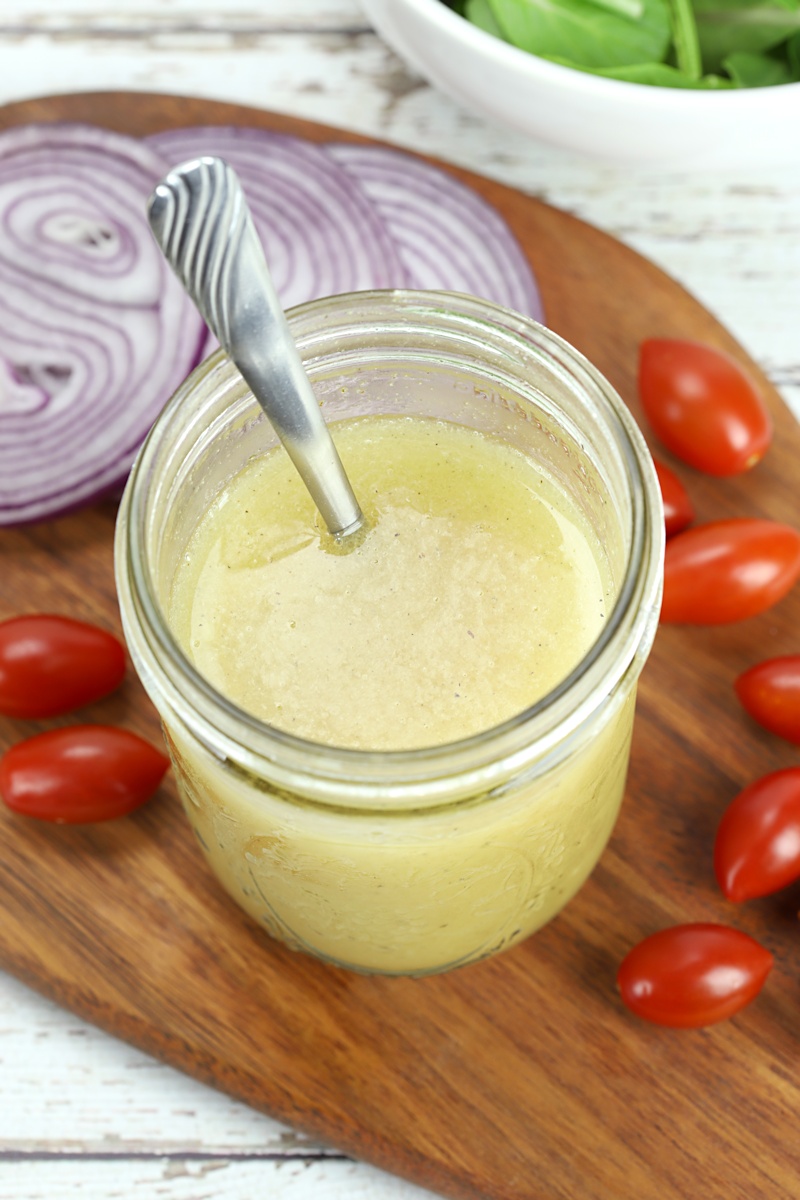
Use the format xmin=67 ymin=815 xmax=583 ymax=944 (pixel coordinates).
xmin=115 ymin=290 xmax=664 ymax=977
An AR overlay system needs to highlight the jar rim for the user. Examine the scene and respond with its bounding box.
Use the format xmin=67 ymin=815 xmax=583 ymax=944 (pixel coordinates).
xmin=115 ymin=289 xmax=664 ymax=803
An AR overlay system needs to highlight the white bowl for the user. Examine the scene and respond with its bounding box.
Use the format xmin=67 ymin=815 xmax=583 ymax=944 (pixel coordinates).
xmin=362 ymin=0 xmax=800 ymax=170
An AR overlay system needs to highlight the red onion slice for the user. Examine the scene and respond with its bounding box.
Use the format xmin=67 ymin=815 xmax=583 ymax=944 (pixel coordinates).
xmin=1 ymin=120 xmax=543 ymax=527
xmin=146 ymin=126 xmax=407 ymax=308
xmin=147 ymin=126 xmax=543 ymax=323
xmin=326 ymin=143 xmax=543 ymax=321
xmin=0 ymin=124 xmax=205 ymax=526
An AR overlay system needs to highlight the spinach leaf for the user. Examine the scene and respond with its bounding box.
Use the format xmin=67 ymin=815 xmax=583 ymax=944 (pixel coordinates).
xmin=669 ymin=0 xmax=703 ymax=75
xmin=723 ymin=46 xmax=800 ymax=79
xmin=693 ymin=0 xmax=800 ymax=71
xmin=789 ymin=28 xmax=800 ymax=69
xmin=465 ymin=0 xmax=509 ymax=35
xmin=446 ymin=0 xmax=800 ymax=86
xmin=546 ymin=52 xmax=734 ymax=78
xmin=486 ymin=0 xmax=672 ymax=67
xmin=552 ymin=0 xmax=648 ymax=21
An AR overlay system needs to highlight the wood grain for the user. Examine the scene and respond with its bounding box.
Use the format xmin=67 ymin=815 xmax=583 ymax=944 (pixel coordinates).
xmin=0 ymin=93 xmax=798 ymax=1200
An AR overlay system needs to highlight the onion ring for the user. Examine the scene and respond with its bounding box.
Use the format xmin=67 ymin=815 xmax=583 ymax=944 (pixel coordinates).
xmin=0 ymin=123 xmax=205 ymax=525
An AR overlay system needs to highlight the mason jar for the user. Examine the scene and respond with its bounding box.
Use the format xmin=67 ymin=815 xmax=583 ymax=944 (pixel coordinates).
xmin=115 ymin=290 xmax=664 ymax=977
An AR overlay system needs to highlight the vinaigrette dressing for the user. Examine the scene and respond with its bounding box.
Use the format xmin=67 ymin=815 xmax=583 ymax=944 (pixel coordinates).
xmin=116 ymin=292 xmax=663 ymax=975
xmin=169 ymin=414 xmax=611 ymax=750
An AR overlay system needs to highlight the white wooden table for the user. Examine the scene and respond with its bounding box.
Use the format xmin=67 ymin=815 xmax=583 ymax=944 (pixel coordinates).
xmin=1 ymin=4 xmax=799 ymax=1198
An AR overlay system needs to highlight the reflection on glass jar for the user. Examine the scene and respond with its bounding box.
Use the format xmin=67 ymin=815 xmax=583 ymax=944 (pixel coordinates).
xmin=115 ymin=291 xmax=664 ymax=977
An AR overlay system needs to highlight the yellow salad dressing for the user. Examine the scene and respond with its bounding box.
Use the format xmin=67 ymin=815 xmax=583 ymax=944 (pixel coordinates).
xmin=170 ymin=415 xmax=611 ymax=749
xmin=164 ymin=414 xmax=634 ymax=974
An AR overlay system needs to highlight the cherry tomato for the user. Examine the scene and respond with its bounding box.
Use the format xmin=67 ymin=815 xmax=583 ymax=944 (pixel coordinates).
xmin=617 ymin=923 xmax=773 ymax=1028
xmin=735 ymin=656 xmax=800 ymax=745
xmin=0 ymin=614 xmax=126 ymax=718
xmin=653 ymin=458 xmax=694 ymax=538
xmin=661 ymin=519 xmax=800 ymax=624
xmin=0 ymin=725 xmax=169 ymax=823
xmin=714 ymin=769 xmax=800 ymax=902
xmin=639 ymin=339 xmax=772 ymax=476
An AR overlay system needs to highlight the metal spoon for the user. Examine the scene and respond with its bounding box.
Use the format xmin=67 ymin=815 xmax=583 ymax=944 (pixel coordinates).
xmin=147 ymin=155 xmax=364 ymax=539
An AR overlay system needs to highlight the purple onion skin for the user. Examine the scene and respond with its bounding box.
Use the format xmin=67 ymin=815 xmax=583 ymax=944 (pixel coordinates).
xmin=1 ymin=121 xmax=543 ymax=526
xmin=147 ymin=125 xmax=543 ymax=321
xmin=0 ymin=123 xmax=205 ymax=527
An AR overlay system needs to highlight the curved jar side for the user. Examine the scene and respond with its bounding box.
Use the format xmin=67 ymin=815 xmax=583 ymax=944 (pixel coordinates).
xmin=115 ymin=290 xmax=664 ymax=977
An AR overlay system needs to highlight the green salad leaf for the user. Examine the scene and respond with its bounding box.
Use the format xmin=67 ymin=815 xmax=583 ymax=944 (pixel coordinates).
xmin=670 ymin=0 xmax=703 ymax=75
xmin=485 ymin=0 xmax=671 ymax=67
xmin=723 ymin=46 xmax=800 ymax=81
xmin=546 ymin=53 xmax=733 ymax=79
xmin=465 ymin=0 xmax=508 ymax=35
xmin=693 ymin=0 xmax=800 ymax=71
xmin=442 ymin=0 xmax=800 ymax=85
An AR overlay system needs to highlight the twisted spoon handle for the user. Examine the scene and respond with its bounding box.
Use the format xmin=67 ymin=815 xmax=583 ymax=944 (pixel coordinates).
xmin=148 ymin=155 xmax=363 ymax=538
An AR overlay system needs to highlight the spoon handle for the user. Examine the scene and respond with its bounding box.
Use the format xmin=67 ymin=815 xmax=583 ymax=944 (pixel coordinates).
xmin=147 ymin=155 xmax=363 ymax=537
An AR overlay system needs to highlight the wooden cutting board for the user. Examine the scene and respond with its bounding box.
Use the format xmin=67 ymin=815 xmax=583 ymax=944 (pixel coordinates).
xmin=0 ymin=93 xmax=798 ymax=1200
